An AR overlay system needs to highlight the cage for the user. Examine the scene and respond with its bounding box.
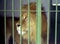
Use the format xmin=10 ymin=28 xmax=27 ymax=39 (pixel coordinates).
xmin=0 ymin=0 xmax=60 ymax=44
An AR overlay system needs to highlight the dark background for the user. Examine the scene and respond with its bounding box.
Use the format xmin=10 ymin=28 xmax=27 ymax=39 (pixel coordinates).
xmin=0 ymin=0 xmax=60 ymax=44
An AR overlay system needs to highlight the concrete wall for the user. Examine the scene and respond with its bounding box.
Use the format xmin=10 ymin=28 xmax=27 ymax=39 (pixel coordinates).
xmin=0 ymin=0 xmax=49 ymax=17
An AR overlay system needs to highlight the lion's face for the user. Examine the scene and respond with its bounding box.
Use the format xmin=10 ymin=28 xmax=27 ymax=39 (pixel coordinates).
xmin=16 ymin=13 xmax=29 ymax=35
xmin=16 ymin=12 xmax=36 ymax=38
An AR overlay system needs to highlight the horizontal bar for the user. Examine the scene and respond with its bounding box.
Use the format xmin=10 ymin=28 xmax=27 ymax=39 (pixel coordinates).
xmin=1 ymin=10 xmax=60 ymax=12
xmin=52 ymin=4 xmax=60 ymax=6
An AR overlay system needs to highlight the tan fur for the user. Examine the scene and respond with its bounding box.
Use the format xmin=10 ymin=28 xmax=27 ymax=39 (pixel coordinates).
xmin=16 ymin=2 xmax=47 ymax=44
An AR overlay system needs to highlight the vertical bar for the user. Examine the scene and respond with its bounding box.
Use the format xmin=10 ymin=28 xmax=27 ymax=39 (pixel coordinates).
xmin=28 ymin=0 xmax=30 ymax=44
xmin=47 ymin=0 xmax=50 ymax=44
xmin=36 ymin=0 xmax=41 ymax=44
xmin=4 ymin=0 xmax=6 ymax=44
xmin=20 ymin=0 xmax=22 ymax=44
xmin=55 ymin=0 xmax=57 ymax=44
xmin=12 ymin=0 xmax=14 ymax=44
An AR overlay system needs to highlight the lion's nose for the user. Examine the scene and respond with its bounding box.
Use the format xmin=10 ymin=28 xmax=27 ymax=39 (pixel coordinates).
xmin=16 ymin=23 xmax=20 ymax=27
xmin=17 ymin=24 xmax=20 ymax=27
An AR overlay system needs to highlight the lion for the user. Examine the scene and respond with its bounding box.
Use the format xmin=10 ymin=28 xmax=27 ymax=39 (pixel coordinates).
xmin=16 ymin=2 xmax=47 ymax=44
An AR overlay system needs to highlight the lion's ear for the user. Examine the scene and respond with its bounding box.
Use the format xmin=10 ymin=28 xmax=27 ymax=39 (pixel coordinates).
xmin=30 ymin=3 xmax=36 ymax=10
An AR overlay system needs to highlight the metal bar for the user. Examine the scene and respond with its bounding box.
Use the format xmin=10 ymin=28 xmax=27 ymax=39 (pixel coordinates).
xmin=47 ymin=0 xmax=50 ymax=44
xmin=20 ymin=0 xmax=22 ymax=44
xmin=28 ymin=0 xmax=30 ymax=44
xmin=55 ymin=0 xmax=58 ymax=44
xmin=12 ymin=0 xmax=14 ymax=44
xmin=36 ymin=0 xmax=42 ymax=44
xmin=4 ymin=0 xmax=6 ymax=44
xmin=1 ymin=10 xmax=60 ymax=12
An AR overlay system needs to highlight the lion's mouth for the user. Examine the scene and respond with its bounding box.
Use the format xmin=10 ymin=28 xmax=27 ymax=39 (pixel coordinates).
xmin=16 ymin=26 xmax=27 ymax=35
xmin=16 ymin=23 xmax=25 ymax=35
xmin=16 ymin=23 xmax=31 ymax=35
